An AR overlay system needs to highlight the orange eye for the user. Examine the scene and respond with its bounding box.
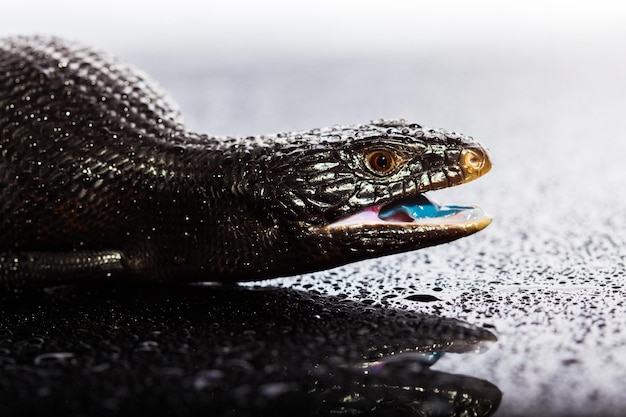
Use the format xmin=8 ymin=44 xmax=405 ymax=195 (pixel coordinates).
xmin=366 ymin=150 xmax=397 ymax=174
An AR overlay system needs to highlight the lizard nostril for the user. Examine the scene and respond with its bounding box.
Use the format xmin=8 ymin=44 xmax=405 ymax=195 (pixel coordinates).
xmin=460 ymin=148 xmax=492 ymax=180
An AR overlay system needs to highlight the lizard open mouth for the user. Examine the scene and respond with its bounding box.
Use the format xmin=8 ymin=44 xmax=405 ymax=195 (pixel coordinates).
xmin=328 ymin=193 xmax=490 ymax=228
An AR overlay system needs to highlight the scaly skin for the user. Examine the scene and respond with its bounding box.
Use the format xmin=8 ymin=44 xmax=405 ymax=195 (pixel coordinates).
xmin=0 ymin=36 xmax=492 ymax=288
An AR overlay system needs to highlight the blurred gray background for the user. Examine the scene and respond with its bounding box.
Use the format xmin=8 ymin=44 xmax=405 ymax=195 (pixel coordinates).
xmin=3 ymin=0 xmax=624 ymax=135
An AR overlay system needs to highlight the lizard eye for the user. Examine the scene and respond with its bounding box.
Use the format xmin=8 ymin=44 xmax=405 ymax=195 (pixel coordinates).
xmin=366 ymin=150 xmax=397 ymax=174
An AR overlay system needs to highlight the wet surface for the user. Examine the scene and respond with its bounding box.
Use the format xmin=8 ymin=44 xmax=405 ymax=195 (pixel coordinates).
xmin=2 ymin=11 xmax=626 ymax=416
xmin=0 ymin=284 xmax=500 ymax=416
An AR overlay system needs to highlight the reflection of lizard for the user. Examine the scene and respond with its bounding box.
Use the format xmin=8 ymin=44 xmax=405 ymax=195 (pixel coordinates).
xmin=0 ymin=283 xmax=501 ymax=415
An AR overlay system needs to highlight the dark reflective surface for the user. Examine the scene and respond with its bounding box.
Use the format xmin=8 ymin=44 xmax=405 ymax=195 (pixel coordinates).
xmin=0 ymin=284 xmax=499 ymax=416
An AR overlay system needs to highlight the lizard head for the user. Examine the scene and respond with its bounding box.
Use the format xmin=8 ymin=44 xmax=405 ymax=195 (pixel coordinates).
xmin=230 ymin=119 xmax=492 ymax=280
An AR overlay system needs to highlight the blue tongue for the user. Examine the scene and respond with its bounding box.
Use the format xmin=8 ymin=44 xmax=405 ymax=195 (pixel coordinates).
xmin=379 ymin=195 xmax=470 ymax=220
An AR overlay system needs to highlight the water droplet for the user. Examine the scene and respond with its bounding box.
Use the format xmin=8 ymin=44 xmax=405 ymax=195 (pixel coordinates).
xmin=405 ymin=294 xmax=441 ymax=302
xmin=34 ymin=352 xmax=75 ymax=366
xmin=259 ymin=382 xmax=297 ymax=399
